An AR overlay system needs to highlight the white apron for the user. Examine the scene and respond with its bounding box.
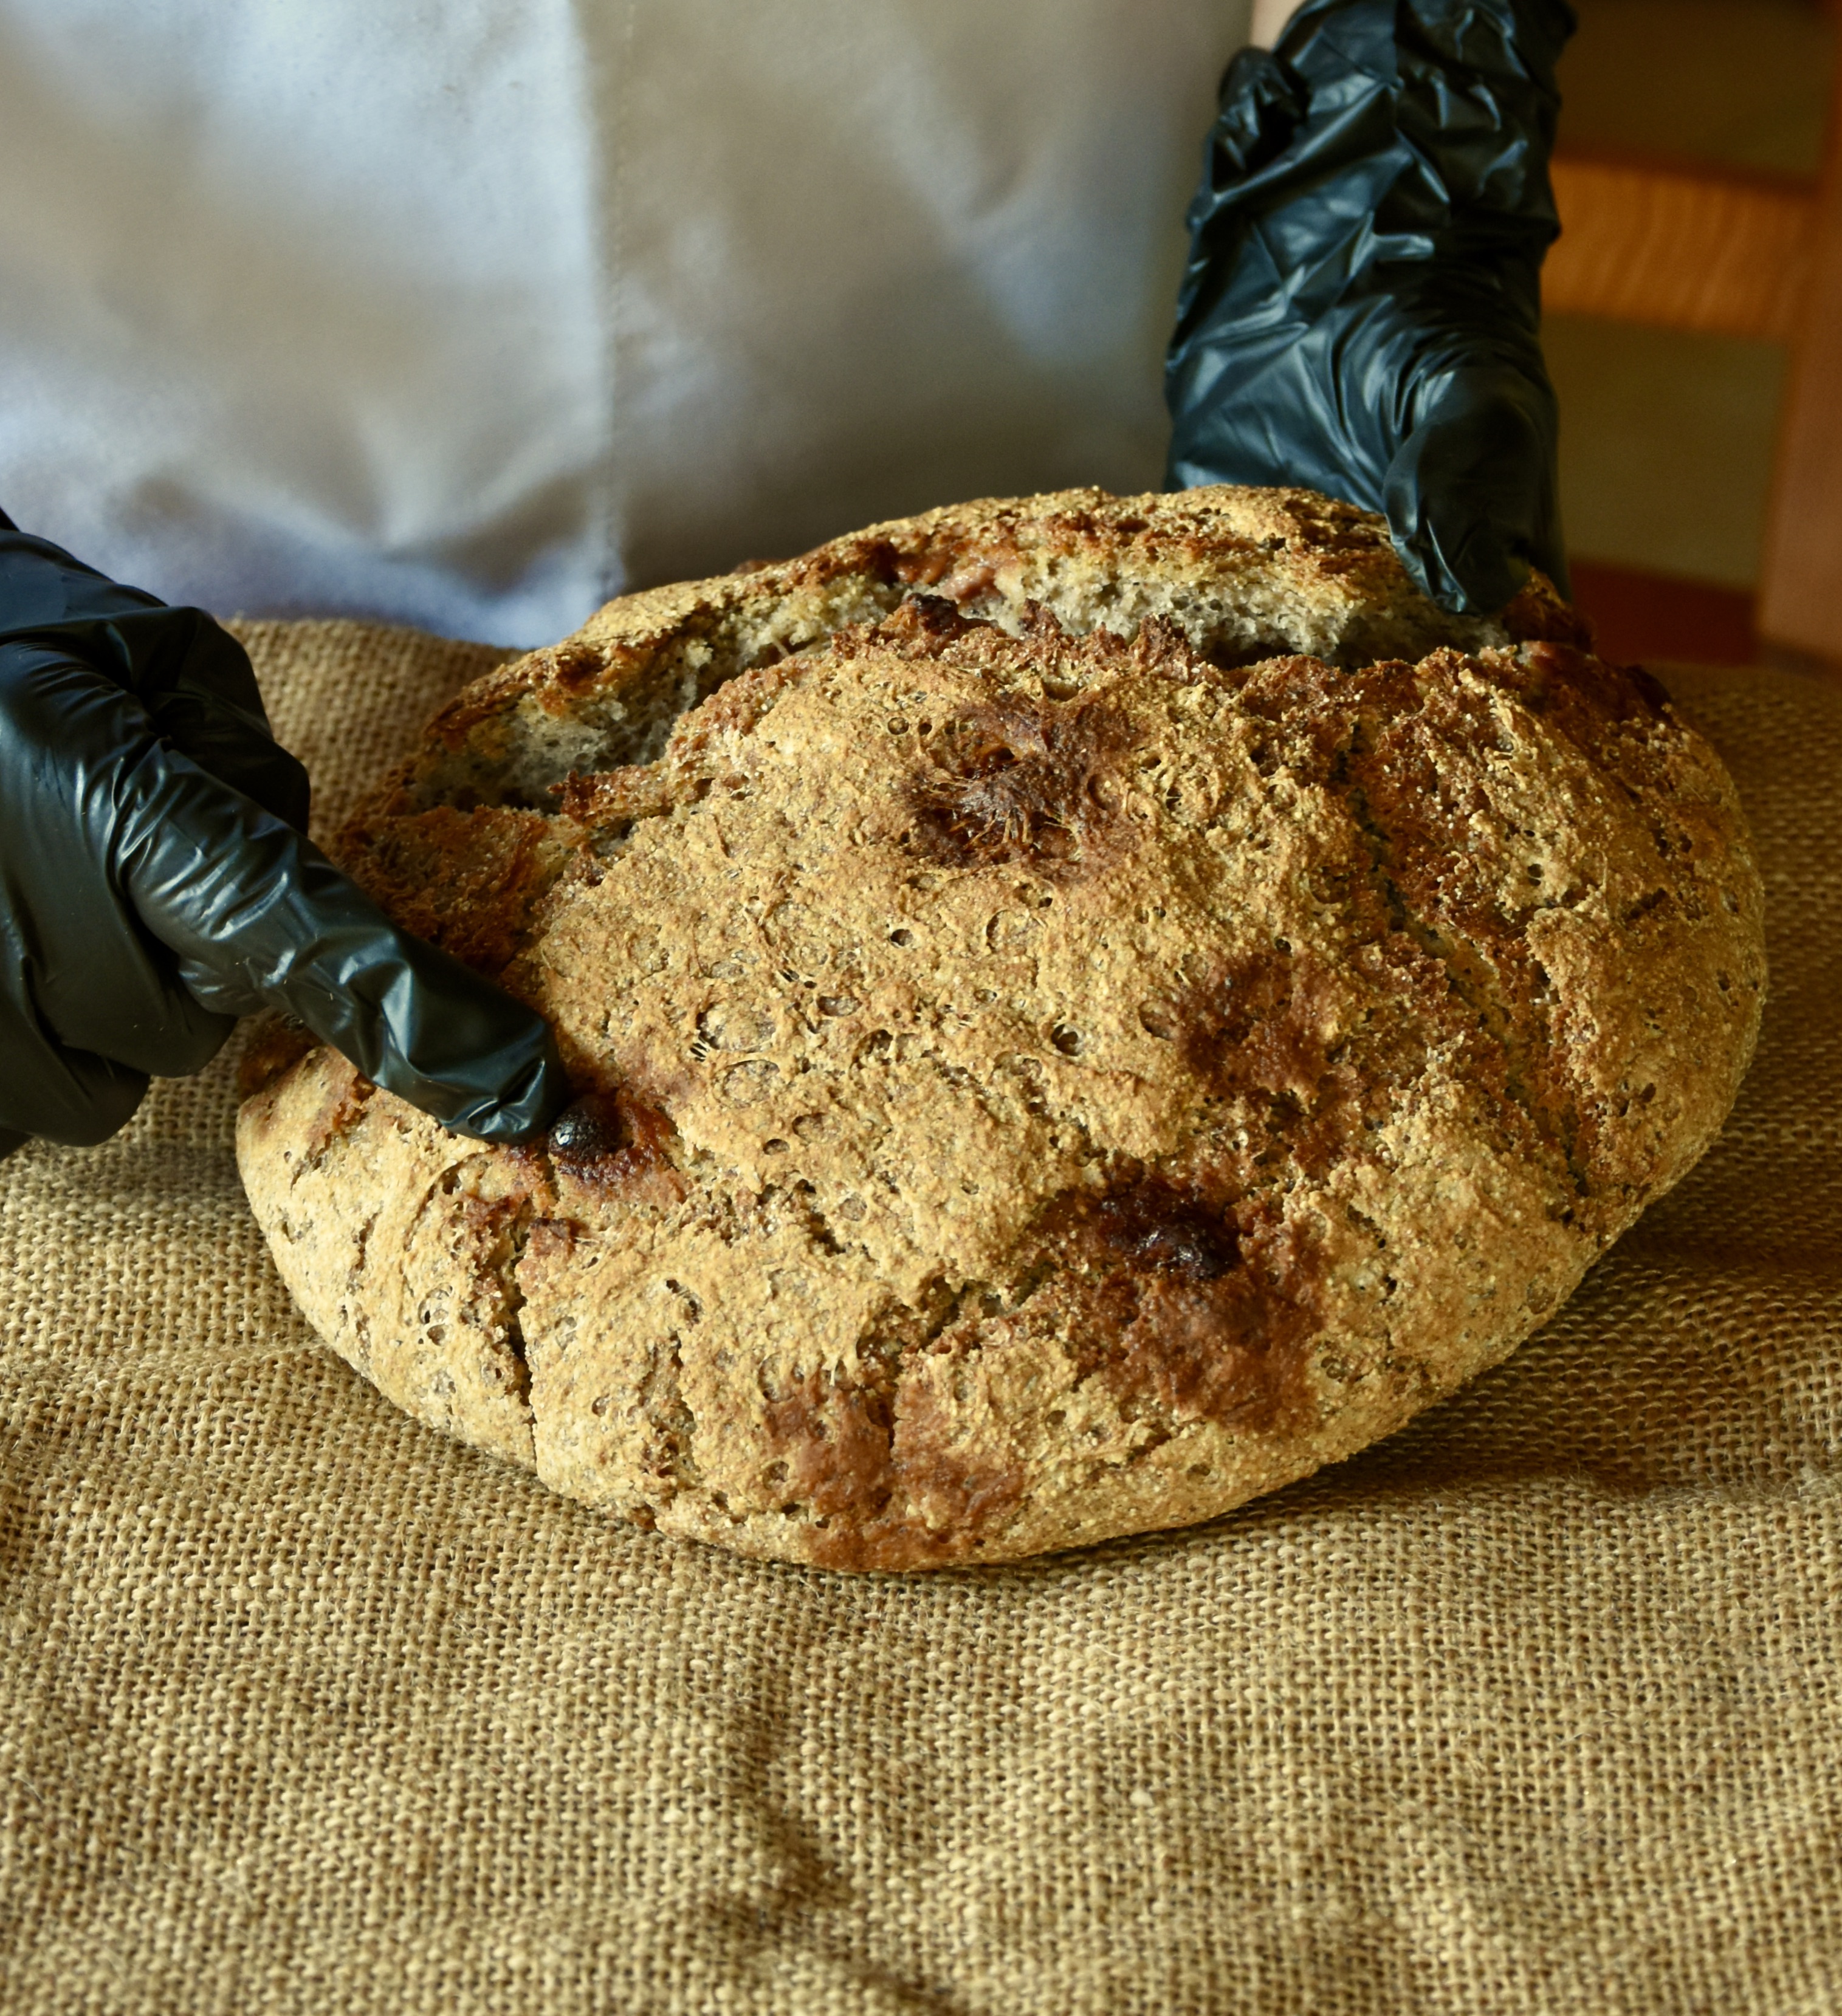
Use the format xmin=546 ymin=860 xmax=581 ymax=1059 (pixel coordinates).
xmin=0 ymin=2 xmax=1249 ymax=645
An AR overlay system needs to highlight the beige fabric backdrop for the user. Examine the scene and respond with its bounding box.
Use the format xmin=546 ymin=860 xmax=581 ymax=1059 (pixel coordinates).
xmin=1 ymin=621 xmax=1837 ymax=2015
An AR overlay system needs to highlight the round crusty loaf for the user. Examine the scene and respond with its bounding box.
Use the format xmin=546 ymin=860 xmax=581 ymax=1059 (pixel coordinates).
xmin=236 ymin=486 xmax=1765 ymax=1570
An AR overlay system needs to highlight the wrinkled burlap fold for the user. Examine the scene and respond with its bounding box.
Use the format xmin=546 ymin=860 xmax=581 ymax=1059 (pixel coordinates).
xmin=1 ymin=619 xmax=1837 ymax=2016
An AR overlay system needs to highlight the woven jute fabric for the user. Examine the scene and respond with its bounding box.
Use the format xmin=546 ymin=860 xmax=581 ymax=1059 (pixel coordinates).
xmin=1 ymin=621 xmax=1837 ymax=2015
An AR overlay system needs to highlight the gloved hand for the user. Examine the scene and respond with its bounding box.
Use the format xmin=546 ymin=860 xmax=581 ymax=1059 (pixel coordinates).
xmin=0 ymin=517 xmax=568 ymax=1157
xmin=1166 ymin=0 xmax=1576 ymax=614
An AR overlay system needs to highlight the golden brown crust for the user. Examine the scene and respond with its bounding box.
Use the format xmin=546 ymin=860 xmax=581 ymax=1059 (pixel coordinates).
xmin=236 ymin=486 xmax=1764 ymax=1569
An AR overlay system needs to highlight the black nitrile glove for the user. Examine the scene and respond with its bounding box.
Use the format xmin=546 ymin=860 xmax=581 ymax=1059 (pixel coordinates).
xmin=0 ymin=518 xmax=568 ymax=1157
xmin=1166 ymin=0 xmax=1576 ymax=613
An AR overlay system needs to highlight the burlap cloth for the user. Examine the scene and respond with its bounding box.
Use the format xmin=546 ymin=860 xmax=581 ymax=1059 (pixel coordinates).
xmin=1 ymin=620 xmax=1838 ymax=2016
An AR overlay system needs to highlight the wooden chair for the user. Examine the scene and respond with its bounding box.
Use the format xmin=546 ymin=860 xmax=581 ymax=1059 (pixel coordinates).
xmin=1545 ymin=29 xmax=1842 ymax=666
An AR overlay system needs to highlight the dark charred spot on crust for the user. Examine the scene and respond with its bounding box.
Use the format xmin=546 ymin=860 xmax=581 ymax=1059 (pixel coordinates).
xmin=544 ymin=639 xmax=606 ymax=691
xmin=755 ymin=1312 xmax=1033 ymax=1571
xmin=761 ymin=1367 xmax=898 ymax=1525
xmin=749 ymin=1166 xmax=1326 ymax=1569
xmin=1091 ymin=1179 xmax=1240 ymax=1282
xmin=540 ymin=1090 xmax=683 ymax=1198
xmin=877 ymin=592 xmax=981 ymax=653
xmin=1047 ymin=1186 xmax=1326 ymax=1440
xmin=551 ymin=763 xmax=676 ymax=828
xmin=784 ymin=533 xmax=938 ymax=593
xmin=1491 ymin=642 xmax=1671 ymax=736
xmin=1112 ymin=1212 xmax=1325 ymax=1436
xmin=1499 ymin=574 xmax=1596 ymax=650
xmin=1169 ymin=953 xmax=1311 ymax=1089
xmin=1150 ymin=927 xmax=1530 ymax=1194
xmin=865 ymin=1383 xmax=1028 ymax=1570
xmin=904 ymin=693 xmax=1135 ymax=877
xmin=545 ymin=1094 xmax=626 ymax=1170
xmin=785 ymin=1387 xmax=1028 ymax=1575
xmin=1143 ymin=950 xmax=1376 ymax=1182
xmin=236 ymin=1014 xmax=318 ymax=1102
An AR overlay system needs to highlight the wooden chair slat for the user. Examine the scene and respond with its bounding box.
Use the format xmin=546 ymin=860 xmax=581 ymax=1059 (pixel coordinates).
xmin=1547 ymin=154 xmax=1818 ymax=342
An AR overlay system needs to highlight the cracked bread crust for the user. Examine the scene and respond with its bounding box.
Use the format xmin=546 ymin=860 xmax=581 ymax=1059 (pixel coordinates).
xmin=236 ymin=486 xmax=1765 ymax=1570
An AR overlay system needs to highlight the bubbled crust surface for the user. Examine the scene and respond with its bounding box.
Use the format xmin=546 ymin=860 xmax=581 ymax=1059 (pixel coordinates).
xmin=236 ymin=487 xmax=1765 ymax=1570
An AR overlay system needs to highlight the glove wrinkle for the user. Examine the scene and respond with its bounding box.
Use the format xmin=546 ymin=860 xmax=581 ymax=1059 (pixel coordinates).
xmin=1169 ymin=0 xmax=1575 ymax=614
xmin=0 ymin=936 xmax=151 ymax=1145
xmin=0 ymin=527 xmax=570 ymax=1149
xmin=115 ymin=727 xmax=568 ymax=1143
xmin=1 ymin=650 xmax=237 ymax=1080
xmin=1 ymin=530 xmax=314 ymax=829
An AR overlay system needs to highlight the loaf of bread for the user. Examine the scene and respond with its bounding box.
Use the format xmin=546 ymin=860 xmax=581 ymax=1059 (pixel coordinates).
xmin=237 ymin=487 xmax=1765 ymax=1568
